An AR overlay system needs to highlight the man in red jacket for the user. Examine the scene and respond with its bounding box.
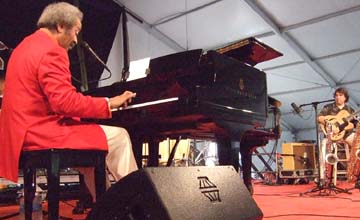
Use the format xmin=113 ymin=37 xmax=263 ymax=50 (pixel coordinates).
xmin=0 ymin=75 xmax=3 ymax=100
xmin=0 ymin=2 xmax=138 ymax=200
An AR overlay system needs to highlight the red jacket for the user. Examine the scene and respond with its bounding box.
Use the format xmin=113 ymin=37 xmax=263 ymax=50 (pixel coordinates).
xmin=0 ymin=30 xmax=111 ymax=182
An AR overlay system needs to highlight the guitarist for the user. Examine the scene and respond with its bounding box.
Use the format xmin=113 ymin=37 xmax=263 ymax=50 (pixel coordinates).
xmin=317 ymin=87 xmax=356 ymax=181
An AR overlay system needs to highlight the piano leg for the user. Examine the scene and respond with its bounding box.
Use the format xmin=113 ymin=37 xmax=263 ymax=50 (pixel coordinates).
xmin=131 ymin=137 xmax=143 ymax=168
xmin=217 ymin=138 xmax=240 ymax=171
xmin=130 ymin=137 xmax=160 ymax=168
xmin=239 ymin=135 xmax=269 ymax=195
xmin=147 ymin=140 xmax=160 ymax=167
xmin=240 ymin=143 xmax=253 ymax=194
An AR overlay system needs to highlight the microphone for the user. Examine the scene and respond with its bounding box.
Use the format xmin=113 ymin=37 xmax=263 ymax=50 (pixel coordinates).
xmin=291 ymin=102 xmax=302 ymax=114
xmin=81 ymin=41 xmax=112 ymax=74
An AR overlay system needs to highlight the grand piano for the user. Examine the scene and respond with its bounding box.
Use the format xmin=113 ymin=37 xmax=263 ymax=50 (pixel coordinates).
xmin=86 ymin=37 xmax=282 ymax=192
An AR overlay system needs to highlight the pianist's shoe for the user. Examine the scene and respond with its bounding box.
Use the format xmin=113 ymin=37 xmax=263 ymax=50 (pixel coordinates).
xmin=72 ymin=193 xmax=94 ymax=214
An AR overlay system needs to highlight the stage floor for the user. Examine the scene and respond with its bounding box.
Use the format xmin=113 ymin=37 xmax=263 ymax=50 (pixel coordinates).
xmin=1 ymin=180 xmax=360 ymax=220
xmin=253 ymin=180 xmax=360 ymax=220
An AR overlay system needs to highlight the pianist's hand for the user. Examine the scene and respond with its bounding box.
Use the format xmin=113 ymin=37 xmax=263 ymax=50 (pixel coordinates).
xmin=109 ymin=91 xmax=136 ymax=110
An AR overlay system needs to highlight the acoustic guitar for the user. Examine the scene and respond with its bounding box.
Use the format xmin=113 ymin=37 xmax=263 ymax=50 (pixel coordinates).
xmin=320 ymin=109 xmax=360 ymax=141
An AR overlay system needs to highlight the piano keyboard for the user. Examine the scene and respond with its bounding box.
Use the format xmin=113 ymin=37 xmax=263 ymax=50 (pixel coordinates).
xmin=113 ymin=97 xmax=179 ymax=111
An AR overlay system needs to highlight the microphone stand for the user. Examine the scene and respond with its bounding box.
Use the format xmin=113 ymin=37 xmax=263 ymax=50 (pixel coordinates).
xmin=120 ymin=7 xmax=130 ymax=82
xmin=297 ymin=99 xmax=336 ymax=196
xmin=118 ymin=5 xmax=143 ymax=83
xmin=114 ymin=1 xmax=144 ymax=83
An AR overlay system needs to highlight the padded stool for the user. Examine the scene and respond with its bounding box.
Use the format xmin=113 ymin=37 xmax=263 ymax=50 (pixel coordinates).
xmin=19 ymin=149 xmax=107 ymax=220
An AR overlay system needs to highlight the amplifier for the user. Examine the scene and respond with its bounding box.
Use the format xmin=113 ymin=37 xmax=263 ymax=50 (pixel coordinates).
xmin=282 ymin=142 xmax=316 ymax=170
xmin=279 ymin=169 xmax=317 ymax=178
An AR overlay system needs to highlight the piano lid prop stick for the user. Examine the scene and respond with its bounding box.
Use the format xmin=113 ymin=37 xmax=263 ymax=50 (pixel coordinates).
xmin=112 ymin=97 xmax=179 ymax=112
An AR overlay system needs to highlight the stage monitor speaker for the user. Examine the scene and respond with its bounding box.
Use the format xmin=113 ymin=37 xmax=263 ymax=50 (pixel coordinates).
xmin=282 ymin=142 xmax=316 ymax=170
xmin=87 ymin=166 xmax=263 ymax=220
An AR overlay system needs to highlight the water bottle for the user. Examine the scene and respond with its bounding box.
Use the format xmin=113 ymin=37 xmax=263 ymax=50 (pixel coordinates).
xmin=19 ymin=192 xmax=43 ymax=220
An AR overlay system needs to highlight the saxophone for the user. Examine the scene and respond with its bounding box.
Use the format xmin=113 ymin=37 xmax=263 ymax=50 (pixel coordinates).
xmin=347 ymin=123 xmax=360 ymax=182
xmin=324 ymin=122 xmax=337 ymax=184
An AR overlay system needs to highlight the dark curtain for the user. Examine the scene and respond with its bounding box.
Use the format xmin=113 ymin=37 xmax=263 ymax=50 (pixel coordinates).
xmin=0 ymin=0 xmax=121 ymax=89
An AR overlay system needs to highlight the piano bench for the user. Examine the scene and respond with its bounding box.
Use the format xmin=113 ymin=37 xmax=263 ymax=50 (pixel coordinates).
xmin=19 ymin=149 xmax=107 ymax=220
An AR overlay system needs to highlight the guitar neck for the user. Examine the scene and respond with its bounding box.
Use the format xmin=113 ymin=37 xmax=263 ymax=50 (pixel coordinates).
xmin=346 ymin=109 xmax=360 ymax=121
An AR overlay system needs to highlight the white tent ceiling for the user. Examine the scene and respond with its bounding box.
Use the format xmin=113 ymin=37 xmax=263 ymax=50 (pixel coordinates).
xmin=115 ymin=0 xmax=360 ymax=136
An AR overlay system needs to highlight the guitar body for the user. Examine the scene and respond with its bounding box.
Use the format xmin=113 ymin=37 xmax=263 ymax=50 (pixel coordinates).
xmin=320 ymin=110 xmax=354 ymax=141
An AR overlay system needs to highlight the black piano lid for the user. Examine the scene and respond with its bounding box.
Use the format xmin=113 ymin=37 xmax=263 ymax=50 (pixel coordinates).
xmin=215 ymin=37 xmax=283 ymax=66
xmin=148 ymin=37 xmax=282 ymax=77
xmin=149 ymin=49 xmax=203 ymax=76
